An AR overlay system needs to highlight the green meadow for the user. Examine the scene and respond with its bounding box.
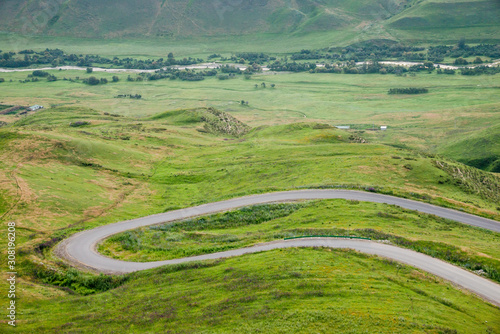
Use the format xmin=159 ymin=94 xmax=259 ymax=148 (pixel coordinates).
xmin=1 ymin=69 xmax=499 ymax=160
xmin=17 ymin=249 xmax=500 ymax=333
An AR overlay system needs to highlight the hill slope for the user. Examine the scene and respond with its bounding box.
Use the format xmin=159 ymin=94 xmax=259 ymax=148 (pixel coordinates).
xmin=0 ymin=0 xmax=408 ymax=38
xmin=1 ymin=0 xmax=499 ymax=45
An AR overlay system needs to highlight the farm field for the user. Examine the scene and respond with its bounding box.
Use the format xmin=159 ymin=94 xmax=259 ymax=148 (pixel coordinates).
xmin=1 ymin=69 xmax=499 ymax=163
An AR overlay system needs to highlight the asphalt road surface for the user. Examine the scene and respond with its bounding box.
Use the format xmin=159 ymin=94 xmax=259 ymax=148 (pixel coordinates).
xmin=56 ymin=190 xmax=500 ymax=306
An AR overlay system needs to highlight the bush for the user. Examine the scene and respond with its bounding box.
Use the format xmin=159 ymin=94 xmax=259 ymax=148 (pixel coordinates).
xmin=69 ymin=121 xmax=90 ymax=127
xmin=32 ymin=70 xmax=49 ymax=77
xmin=388 ymin=88 xmax=428 ymax=95
xmin=84 ymin=76 xmax=100 ymax=85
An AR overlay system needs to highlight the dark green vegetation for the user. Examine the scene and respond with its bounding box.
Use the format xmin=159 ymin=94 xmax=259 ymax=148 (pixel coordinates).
xmin=0 ymin=48 xmax=202 ymax=68
xmin=17 ymin=249 xmax=500 ymax=333
xmin=388 ymin=88 xmax=429 ymax=95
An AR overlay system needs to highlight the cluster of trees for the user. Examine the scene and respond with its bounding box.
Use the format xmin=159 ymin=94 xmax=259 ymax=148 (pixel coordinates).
xmin=286 ymin=41 xmax=499 ymax=66
xmin=268 ymin=61 xmax=317 ymax=72
xmin=233 ymin=53 xmax=273 ymax=64
xmin=0 ymin=48 xmax=204 ymax=69
xmin=115 ymin=94 xmax=142 ymax=99
xmin=82 ymin=76 xmax=108 ymax=85
xmin=388 ymin=88 xmax=429 ymax=95
xmin=428 ymin=43 xmax=500 ymax=62
xmin=460 ymin=66 xmax=500 ymax=76
xmin=437 ymin=68 xmax=456 ymax=75
xmin=220 ymin=65 xmax=242 ymax=74
xmin=217 ymin=73 xmax=239 ymax=80
xmin=289 ymin=44 xmax=425 ymax=62
xmin=453 ymin=57 xmax=485 ymax=65
xmin=17 ymin=70 xmax=122 ymax=85
xmin=32 ymin=70 xmax=50 ymax=77
xmin=268 ymin=60 xmax=432 ymax=75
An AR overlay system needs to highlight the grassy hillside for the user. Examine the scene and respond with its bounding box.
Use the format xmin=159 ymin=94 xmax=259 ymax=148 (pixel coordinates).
xmin=0 ymin=0 xmax=499 ymax=48
xmin=0 ymin=68 xmax=498 ymax=169
xmin=16 ymin=249 xmax=500 ymax=333
xmin=0 ymin=0 xmax=407 ymax=38
xmin=1 ymin=106 xmax=499 ymax=332
xmin=436 ymin=124 xmax=500 ymax=173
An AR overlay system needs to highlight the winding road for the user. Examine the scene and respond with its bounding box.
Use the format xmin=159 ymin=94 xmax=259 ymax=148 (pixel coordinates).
xmin=55 ymin=190 xmax=500 ymax=306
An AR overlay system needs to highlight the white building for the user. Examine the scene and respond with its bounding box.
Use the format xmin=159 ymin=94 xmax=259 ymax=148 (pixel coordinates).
xmin=380 ymin=126 xmax=388 ymax=131
xmin=28 ymin=105 xmax=44 ymax=111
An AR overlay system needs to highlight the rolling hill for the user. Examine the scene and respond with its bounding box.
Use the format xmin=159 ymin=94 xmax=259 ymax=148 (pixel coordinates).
xmin=0 ymin=0 xmax=499 ymax=43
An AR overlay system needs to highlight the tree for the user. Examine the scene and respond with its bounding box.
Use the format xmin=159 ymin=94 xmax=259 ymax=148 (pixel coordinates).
xmin=86 ymin=67 xmax=93 ymax=73
xmin=87 ymin=76 xmax=99 ymax=85
xmin=458 ymin=38 xmax=466 ymax=50
xmin=454 ymin=57 xmax=468 ymax=65
xmin=112 ymin=76 xmax=119 ymax=82
xmin=473 ymin=57 xmax=483 ymax=64
xmin=261 ymin=82 xmax=266 ymax=88
xmin=254 ymin=84 xmax=258 ymax=88
xmin=423 ymin=61 xmax=434 ymax=70
xmin=100 ymin=78 xmax=108 ymax=84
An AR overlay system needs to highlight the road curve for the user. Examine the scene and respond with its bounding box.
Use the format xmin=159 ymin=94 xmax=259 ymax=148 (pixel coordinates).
xmin=55 ymin=190 xmax=500 ymax=305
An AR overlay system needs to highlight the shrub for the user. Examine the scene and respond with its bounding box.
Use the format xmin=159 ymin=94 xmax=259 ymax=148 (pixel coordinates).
xmin=69 ymin=121 xmax=90 ymax=127
xmin=388 ymin=88 xmax=428 ymax=95
xmin=32 ymin=70 xmax=49 ymax=77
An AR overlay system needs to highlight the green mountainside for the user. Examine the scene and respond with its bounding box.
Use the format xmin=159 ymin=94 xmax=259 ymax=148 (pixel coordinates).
xmin=1 ymin=0 xmax=499 ymax=43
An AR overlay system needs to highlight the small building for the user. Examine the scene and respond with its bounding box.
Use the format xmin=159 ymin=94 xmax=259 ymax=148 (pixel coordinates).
xmin=380 ymin=126 xmax=388 ymax=131
xmin=335 ymin=126 xmax=351 ymax=130
xmin=28 ymin=105 xmax=44 ymax=111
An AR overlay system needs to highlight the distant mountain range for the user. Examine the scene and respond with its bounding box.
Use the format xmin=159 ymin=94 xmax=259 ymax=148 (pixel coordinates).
xmin=1 ymin=0 xmax=499 ymax=42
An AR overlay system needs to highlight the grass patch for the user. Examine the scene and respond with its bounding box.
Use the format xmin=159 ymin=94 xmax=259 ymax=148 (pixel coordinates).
xmin=15 ymin=249 xmax=500 ymax=333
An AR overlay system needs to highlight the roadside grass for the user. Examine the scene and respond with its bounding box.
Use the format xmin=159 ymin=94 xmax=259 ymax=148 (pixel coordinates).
xmin=99 ymin=200 xmax=500 ymax=282
xmin=14 ymin=249 xmax=500 ymax=333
